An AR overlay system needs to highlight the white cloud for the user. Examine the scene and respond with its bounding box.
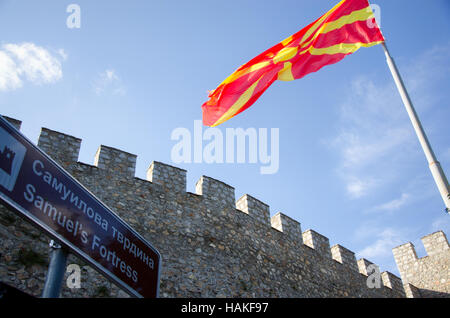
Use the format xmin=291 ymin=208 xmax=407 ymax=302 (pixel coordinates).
xmin=363 ymin=173 xmax=437 ymax=214
xmin=0 ymin=50 xmax=22 ymax=91
xmin=346 ymin=176 xmax=379 ymax=199
xmin=369 ymin=193 xmax=410 ymax=213
xmin=329 ymin=77 xmax=414 ymax=198
xmin=404 ymin=43 xmax=450 ymax=109
xmin=336 ymin=128 xmax=412 ymax=170
xmin=3 ymin=43 xmax=63 ymax=85
xmin=105 ymin=69 xmax=118 ymax=81
xmin=0 ymin=42 xmax=64 ymax=91
xmin=58 ymin=48 xmax=68 ymax=61
xmin=327 ymin=43 xmax=450 ymax=199
xmin=92 ymin=69 xmax=126 ymax=96
xmin=356 ymin=228 xmax=406 ymax=260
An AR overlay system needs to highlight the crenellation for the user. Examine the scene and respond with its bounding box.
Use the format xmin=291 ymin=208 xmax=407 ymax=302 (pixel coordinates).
xmin=38 ymin=128 xmax=81 ymax=168
xmin=330 ymin=244 xmax=358 ymax=271
xmin=403 ymin=283 xmax=421 ymax=298
xmin=94 ymin=145 xmax=137 ymax=177
xmin=271 ymin=212 xmax=303 ymax=243
xmin=236 ymin=194 xmax=270 ymax=226
xmin=381 ymin=271 xmax=405 ymax=296
xmin=392 ymin=242 xmax=418 ymax=276
xmin=357 ymin=258 xmax=379 ymax=276
xmin=147 ymin=161 xmax=186 ymax=193
xmin=195 ymin=176 xmax=235 ymax=208
xmin=302 ymin=229 xmax=331 ymax=259
xmin=2 ymin=116 xmax=450 ymax=298
xmin=393 ymin=233 xmax=450 ymax=297
xmin=421 ymin=231 xmax=449 ymax=257
xmin=3 ymin=115 xmax=22 ymax=130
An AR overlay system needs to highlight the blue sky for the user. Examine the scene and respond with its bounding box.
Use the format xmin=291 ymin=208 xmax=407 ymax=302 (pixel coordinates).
xmin=1 ymin=0 xmax=449 ymax=276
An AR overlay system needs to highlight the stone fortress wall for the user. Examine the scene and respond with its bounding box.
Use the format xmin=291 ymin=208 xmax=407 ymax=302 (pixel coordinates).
xmin=393 ymin=231 xmax=449 ymax=297
xmin=0 ymin=115 xmax=448 ymax=298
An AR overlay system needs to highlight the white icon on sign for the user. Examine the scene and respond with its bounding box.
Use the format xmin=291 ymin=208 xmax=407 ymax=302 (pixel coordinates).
xmin=0 ymin=126 xmax=26 ymax=191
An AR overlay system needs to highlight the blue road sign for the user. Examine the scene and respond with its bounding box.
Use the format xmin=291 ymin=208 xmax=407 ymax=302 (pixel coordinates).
xmin=0 ymin=116 xmax=161 ymax=298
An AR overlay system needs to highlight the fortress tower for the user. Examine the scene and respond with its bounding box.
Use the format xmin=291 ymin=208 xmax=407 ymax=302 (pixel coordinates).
xmin=393 ymin=231 xmax=450 ymax=297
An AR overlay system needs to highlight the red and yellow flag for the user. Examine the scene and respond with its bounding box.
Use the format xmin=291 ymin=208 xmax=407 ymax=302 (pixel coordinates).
xmin=202 ymin=0 xmax=384 ymax=127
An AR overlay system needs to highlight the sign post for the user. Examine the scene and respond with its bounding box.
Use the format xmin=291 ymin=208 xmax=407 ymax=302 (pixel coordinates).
xmin=41 ymin=240 xmax=68 ymax=298
xmin=0 ymin=116 xmax=161 ymax=298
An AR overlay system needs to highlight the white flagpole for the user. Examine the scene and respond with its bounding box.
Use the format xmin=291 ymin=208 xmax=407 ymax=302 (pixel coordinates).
xmin=381 ymin=42 xmax=450 ymax=214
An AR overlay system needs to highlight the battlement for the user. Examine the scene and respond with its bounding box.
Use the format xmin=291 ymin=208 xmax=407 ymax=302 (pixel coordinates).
xmin=271 ymin=212 xmax=303 ymax=244
xmin=4 ymin=115 xmax=447 ymax=298
xmin=302 ymin=229 xmax=331 ymax=259
xmin=392 ymin=242 xmax=417 ymax=268
xmin=421 ymin=231 xmax=449 ymax=257
xmin=38 ymin=127 xmax=81 ymax=167
xmin=236 ymin=194 xmax=270 ymax=226
xmin=147 ymin=161 xmax=186 ymax=193
xmin=3 ymin=116 xmax=22 ymax=130
xmin=381 ymin=271 xmax=404 ymax=292
xmin=393 ymin=231 xmax=450 ymax=297
xmin=195 ymin=175 xmax=235 ymax=208
xmin=392 ymin=231 xmax=449 ymax=267
xmin=357 ymin=258 xmax=380 ymax=276
xmin=331 ymin=244 xmax=357 ymax=271
xmin=94 ymin=145 xmax=137 ymax=177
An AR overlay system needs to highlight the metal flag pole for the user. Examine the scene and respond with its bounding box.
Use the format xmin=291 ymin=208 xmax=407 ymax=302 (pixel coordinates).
xmin=381 ymin=41 xmax=450 ymax=214
xmin=41 ymin=240 xmax=68 ymax=298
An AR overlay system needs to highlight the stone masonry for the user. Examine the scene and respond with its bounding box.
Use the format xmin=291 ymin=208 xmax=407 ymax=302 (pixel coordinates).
xmin=392 ymin=231 xmax=450 ymax=298
xmin=0 ymin=115 xmax=448 ymax=298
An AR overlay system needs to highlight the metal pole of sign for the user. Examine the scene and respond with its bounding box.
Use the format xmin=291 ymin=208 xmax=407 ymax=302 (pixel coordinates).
xmin=41 ymin=240 xmax=68 ymax=298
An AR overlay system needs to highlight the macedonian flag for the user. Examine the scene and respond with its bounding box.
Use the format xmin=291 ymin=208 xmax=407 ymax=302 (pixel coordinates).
xmin=202 ymin=0 xmax=384 ymax=127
